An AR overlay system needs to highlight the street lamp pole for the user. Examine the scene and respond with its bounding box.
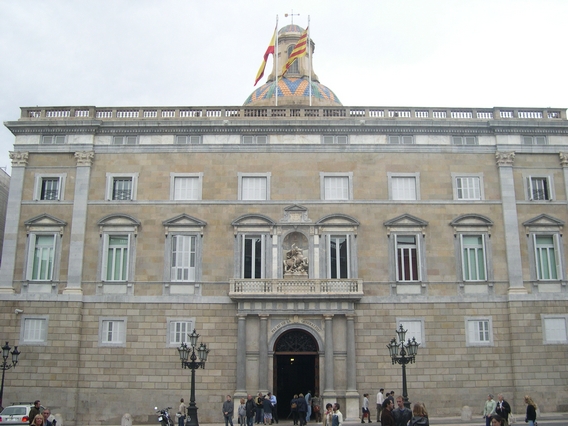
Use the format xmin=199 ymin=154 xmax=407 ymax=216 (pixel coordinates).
xmin=0 ymin=342 xmax=21 ymax=409
xmin=386 ymin=325 xmax=419 ymax=409
xmin=178 ymin=329 xmax=209 ymax=426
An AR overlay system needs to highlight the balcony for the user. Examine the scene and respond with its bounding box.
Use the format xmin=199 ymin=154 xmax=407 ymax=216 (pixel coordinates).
xmin=228 ymin=278 xmax=364 ymax=301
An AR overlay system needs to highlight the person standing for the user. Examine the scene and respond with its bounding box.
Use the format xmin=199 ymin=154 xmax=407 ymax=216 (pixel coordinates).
xmin=392 ymin=396 xmax=412 ymax=426
xmin=483 ymin=394 xmax=497 ymax=426
xmin=380 ymin=399 xmax=395 ymax=426
xmin=376 ymin=389 xmax=384 ymax=422
xmin=332 ymin=403 xmax=343 ymax=426
xmin=291 ymin=395 xmax=299 ymax=426
xmin=361 ymin=393 xmax=371 ymax=423
xmin=41 ymin=408 xmax=56 ymax=426
xmin=305 ymin=391 xmax=312 ymax=423
xmin=28 ymin=401 xmax=41 ymax=425
xmin=495 ymin=394 xmax=511 ymax=426
xmin=238 ymin=398 xmax=247 ymax=426
xmin=322 ymin=403 xmax=333 ymax=426
xmin=524 ymin=395 xmax=538 ymax=426
xmin=409 ymin=402 xmax=428 ymax=426
xmin=269 ymin=392 xmax=278 ymax=424
xmin=246 ymin=394 xmax=257 ymax=426
xmin=223 ymin=395 xmax=235 ymax=426
xmin=296 ymin=393 xmax=308 ymax=426
xmin=262 ymin=395 xmax=273 ymax=425
xmin=178 ymin=398 xmax=187 ymax=426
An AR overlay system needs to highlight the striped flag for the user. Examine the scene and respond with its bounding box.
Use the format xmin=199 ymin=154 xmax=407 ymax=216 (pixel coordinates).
xmin=254 ymin=27 xmax=277 ymax=86
xmin=282 ymin=27 xmax=309 ymax=76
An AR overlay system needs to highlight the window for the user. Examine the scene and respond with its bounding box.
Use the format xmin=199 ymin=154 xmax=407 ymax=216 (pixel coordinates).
xmin=328 ymin=235 xmax=350 ymax=278
xmin=34 ymin=174 xmax=66 ymax=201
xmin=41 ymin=135 xmax=65 ymax=144
xmin=21 ymin=317 xmax=48 ymax=344
xmin=453 ymin=175 xmax=483 ymax=200
xmin=465 ymin=317 xmax=493 ymax=346
xmin=241 ymin=135 xmax=268 ymax=144
xmin=26 ymin=234 xmax=56 ymax=281
xmin=461 ymin=235 xmax=487 ymax=281
xmin=99 ymin=318 xmax=126 ymax=346
xmin=321 ymin=173 xmax=353 ymax=200
xmin=396 ymin=319 xmax=424 ymax=346
xmin=395 ymin=235 xmax=420 ymax=281
xmin=388 ymin=135 xmax=414 ymax=144
xmin=238 ymin=173 xmax=270 ymax=200
xmin=388 ymin=173 xmax=420 ymax=200
xmin=171 ymin=235 xmax=196 ymax=282
xmin=171 ymin=174 xmax=203 ymax=201
xmin=167 ymin=319 xmax=195 ymax=346
xmin=106 ymin=173 xmax=138 ymax=201
xmin=287 ymin=45 xmax=300 ymax=74
xmin=242 ymin=235 xmax=266 ymax=278
xmin=522 ymin=136 xmax=547 ymax=145
xmin=176 ymin=135 xmax=202 ymax=144
xmin=322 ymin=135 xmax=348 ymax=144
xmin=452 ymin=136 xmax=478 ymax=145
xmin=527 ymin=176 xmax=553 ymax=201
xmin=542 ymin=315 xmax=568 ymax=344
xmin=534 ymin=235 xmax=561 ymax=280
xmin=112 ymin=136 xmax=138 ymax=145
xmin=102 ymin=235 xmax=130 ymax=281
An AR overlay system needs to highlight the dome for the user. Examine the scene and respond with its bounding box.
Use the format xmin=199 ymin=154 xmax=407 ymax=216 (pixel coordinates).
xmin=278 ymin=24 xmax=304 ymax=35
xmin=244 ymin=77 xmax=342 ymax=107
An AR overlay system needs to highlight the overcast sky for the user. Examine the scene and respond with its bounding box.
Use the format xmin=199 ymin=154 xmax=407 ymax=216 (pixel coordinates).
xmin=1 ymin=0 xmax=567 ymax=174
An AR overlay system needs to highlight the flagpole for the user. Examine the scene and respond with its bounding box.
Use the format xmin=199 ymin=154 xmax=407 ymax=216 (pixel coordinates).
xmin=275 ymin=15 xmax=278 ymax=106
xmin=308 ymin=16 xmax=312 ymax=106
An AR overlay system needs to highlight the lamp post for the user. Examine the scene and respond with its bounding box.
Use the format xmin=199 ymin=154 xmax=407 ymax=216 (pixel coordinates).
xmin=178 ymin=329 xmax=209 ymax=426
xmin=0 ymin=342 xmax=21 ymax=409
xmin=386 ymin=325 xmax=419 ymax=409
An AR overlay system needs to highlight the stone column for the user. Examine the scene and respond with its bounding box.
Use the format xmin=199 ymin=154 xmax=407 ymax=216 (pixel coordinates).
xmin=236 ymin=315 xmax=247 ymax=393
xmin=323 ymin=315 xmax=335 ymax=393
xmin=0 ymin=152 xmax=28 ymax=293
xmin=259 ymin=314 xmax=269 ymax=393
xmin=64 ymin=151 xmax=94 ymax=294
xmin=560 ymin=153 xmax=568 ymax=207
xmin=345 ymin=314 xmax=360 ymax=420
xmin=496 ymin=152 xmax=526 ymax=294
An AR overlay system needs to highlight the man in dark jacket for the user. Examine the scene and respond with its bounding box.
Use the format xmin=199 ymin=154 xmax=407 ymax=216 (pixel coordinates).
xmin=380 ymin=399 xmax=395 ymax=426
xmin=223 ymin=395 xmax=235 ymax=426
xmin=392 ymin=396 xmax=412 ymax=426
xmin=28 ymin=400 xmax=41 ymax=425
xmin=296 ymin=394 xmax=308 ymax=426
xmin=495 ymin=394 xmax=511 ymax=426
xmin=246 ymin=394 xmax=257 ymax=426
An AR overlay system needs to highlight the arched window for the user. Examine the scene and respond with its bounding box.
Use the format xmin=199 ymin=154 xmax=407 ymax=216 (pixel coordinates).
xmin=287 ymin=45 xmax=299 ymax=74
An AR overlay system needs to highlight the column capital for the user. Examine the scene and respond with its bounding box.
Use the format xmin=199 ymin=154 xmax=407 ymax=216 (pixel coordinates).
xmin=323 ymin=314 xmax=334 ymax=320
xmin=259 ymin=313 xmax=269 ymax=320
xmin=9 ymin=151 xmax=28 ymax=167
xmin=75 ymin=151 xmax=95 ymax=166
xmin=496 ymin=151 xmax=515 ymax=166
xmin=560 ymin=152 xmax=568 ymax=167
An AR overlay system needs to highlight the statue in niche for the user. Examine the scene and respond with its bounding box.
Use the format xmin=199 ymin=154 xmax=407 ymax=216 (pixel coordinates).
xmin=283 ymin=243 xmax=309 ymax=275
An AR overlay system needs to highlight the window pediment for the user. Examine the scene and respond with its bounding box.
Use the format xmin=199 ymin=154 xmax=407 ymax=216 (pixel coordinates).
xmin=384 ymin=214 xmax=428 ymax=236
xmin=232 ymin=214 xmax=276 ymax=235
xmin=97 ymin=214 xmax=140 ymax=235
xmin=281 ymin=204 xmax=311 ymax=223
xmin=523 ymin=214 xmax=564 ymax=234
xmin=450 ymin=214 xmax=493 ymax=235
xmin=315 ymin=214 xmax=359 ymax=234
xmin=24 ymin=214 xmax=67 ymax=235
xmin=163 ymin=214 xmax=207 ymax=235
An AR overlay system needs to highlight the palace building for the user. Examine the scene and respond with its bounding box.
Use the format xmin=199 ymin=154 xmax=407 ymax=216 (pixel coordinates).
xmin=1 ymin=24 xmax=567 ymax=425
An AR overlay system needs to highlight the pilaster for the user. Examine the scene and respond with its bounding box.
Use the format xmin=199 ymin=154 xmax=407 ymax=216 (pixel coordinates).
xmin=0 ymin=152 xmax=28 ymax=293
xmin=64 ymin=151 xmax=94 ymax=294
xmin=323 ymin=315 xmax=335 ymax=393
xmin=496 ymin=152 xmax=526 ymax=294
xmin=236 ymin=314 xmax=247 ymax=394
xmin=344 ymin=314 xmax=360 ymax=420
xmin=259 ymin=314 xmax=269 ymax=393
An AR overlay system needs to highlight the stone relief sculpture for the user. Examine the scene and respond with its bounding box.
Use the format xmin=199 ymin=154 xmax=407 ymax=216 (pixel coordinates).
xmin=283 ymin=243 xmax=309 ymax=275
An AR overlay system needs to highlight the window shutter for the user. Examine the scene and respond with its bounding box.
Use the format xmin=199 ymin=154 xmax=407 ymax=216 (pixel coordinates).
xmin=336 ymin=135 xmax=348 ymax=144
xmin=322 ymin=136 xmax=335 ymax=144
xmin=402 ymin=136 xmax=413 ymax=144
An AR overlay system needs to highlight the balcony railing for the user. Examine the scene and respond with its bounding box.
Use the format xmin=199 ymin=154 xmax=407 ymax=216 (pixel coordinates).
xmin=229 ymin=278 xmax=364 ymax=300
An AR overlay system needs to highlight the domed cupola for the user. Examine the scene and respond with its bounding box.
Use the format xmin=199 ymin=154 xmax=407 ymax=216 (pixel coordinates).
xmin=244 ymin=25 xmax=342 ymax=107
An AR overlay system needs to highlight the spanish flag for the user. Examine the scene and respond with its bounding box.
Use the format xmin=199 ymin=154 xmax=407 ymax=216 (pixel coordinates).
xmin=254 ymin=27 xmax=277 ymax=86
xmin=282 ymin=27 xmax=309 ymax=76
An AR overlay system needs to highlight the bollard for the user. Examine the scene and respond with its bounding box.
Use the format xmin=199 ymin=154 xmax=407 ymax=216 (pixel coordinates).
xmin=461 ymin=406 xmax=472 ymax=421
xmin=122 ymin=413 xmax=132 ymax=426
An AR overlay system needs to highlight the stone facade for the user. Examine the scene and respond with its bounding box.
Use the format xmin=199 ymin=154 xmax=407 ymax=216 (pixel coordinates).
xmin=1 ymin=105 xmax=568 ymax=425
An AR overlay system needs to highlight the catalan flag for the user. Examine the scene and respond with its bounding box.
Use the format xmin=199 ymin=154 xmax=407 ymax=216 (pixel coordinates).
xmin=254 ymin=26 xmax=277 ymax=86
xmin=282 ymin=27 xmax=309 ymax=76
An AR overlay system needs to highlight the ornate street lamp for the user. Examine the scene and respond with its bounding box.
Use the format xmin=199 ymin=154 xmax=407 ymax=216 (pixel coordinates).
xmin=0 ymin=342 xmax=21 ymax=409
xmin=178 ymin=329 xmax=209 ymax=426
xmin=386 ymin=325 xmax=419 ymax=409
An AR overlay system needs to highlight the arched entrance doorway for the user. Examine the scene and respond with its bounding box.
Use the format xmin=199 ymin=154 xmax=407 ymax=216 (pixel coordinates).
xmin=273 ymin=329 xmax=319 ymax=420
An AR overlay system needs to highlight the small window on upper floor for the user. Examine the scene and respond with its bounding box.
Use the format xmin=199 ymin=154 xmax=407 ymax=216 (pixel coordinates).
xmin=112 ymin=136 xmax=138 ymax=145
xmin=526 ymin=176 xmax=553 ymax=201
xmin=99 ymin=317 xmax=127 ymax=347
xmin=452 ymin=174 xmax=484 ymax=201
xmin=523 ymin=136 xmax=547 ymax=145
xmin=388 ymin=173 xmax=420 ymax=201
xmin=322 ymin=135 xmax=348 ymax=144
xmin=465 ymin=317 xmax=493 ymax=347
xmin=320 ymin=172 xmax=353 ymax=200
xmin=542 ymin=315 xmax=568 ymax=344
xmin=242 ymin=135 xmax=268 ymax=144
xmin=41 ymin=135 xmax=66 ymax=144
xmin=388 ymin=135 xmax=414 ymax=144
xmin=176 ymin=135 xmax=202 ymax=144
xmin=452 ymin=136 xmax=478 ymax=145
xmin=20 ymin=316 xmax=48 ymax=345
xmin=170 ymin=174 xmax=203 ymax=201
xmin=33 ymin=174 xmax=66 ymax=201
xmin=238 ymin=173 xmax=271 ymax=201
xmin=106 ymin=173 xmax=138 ymax=201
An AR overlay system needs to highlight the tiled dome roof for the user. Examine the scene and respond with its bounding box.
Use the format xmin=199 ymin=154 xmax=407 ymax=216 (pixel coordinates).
xmin=278 ymin=24 xmax=304 ymax=35
xmin=244 ymin=77 xmax=342 ymax=107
